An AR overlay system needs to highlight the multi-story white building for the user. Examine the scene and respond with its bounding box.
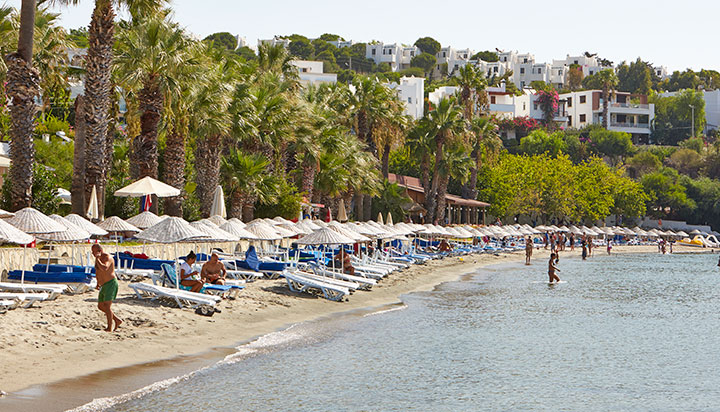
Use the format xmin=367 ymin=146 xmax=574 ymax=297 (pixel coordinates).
xmin=258 ymin=36 xmax=290 ymax=49
xmin=561 ymin=90 xmax=654 ymax=143
xmin=366 ymin=42 xmax=418 ymax=72
xmin=653 ymin=66 xmax=669 ymax=80
xmin=291 ymin=60 xmax=337 ymax=86
xmin=552 ymin=54 xmax=609 ymax=77
xmin=328 ymin=39 xmax=355 ymax=48
xmin=386 ymin=76 xmax=424 ymax=120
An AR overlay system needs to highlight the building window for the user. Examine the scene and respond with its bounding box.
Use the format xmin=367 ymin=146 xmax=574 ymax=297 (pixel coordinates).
xmin=442 ymin=52 xmax=446 ymax=57
xmin=407 ymin=97 xmax=412 ymax=103
xmin=568 ymin=117 xmax=572 ymax=126
xmin=454 ymin=64 xmax=458 ymax=70
xmin=521 ymin=81 xmax=526 ymax=88
xmin=533 ymin=103 xmax=538 ymax=110
xmin=372 ymin=49 xmax=376 ymax=55
xmin=523 ymin=58 xmax=528 ymax=63
xmin=567 ymin=97 xmax=572 ymax=107
xmin=579 ymin=114 xmax=586 ymax=122
xmin=580 ymin=95 xmax=586 ymax=104
xmin=503 ymin=57 xmax=507 ymax=62
xmin=574 ymin=60 xmax=578 ymax=64
xmin=491 ymin=96 xmax=496 ymax=104
xmin=538 ymin=68 xmax=542 ymax=73
xmin=493 ymin=67 xmax=498 ymax=72
xmin=410 ymin=51 xmax=414 ymax=56
xmin=558 ymin=70 xmax=562 ymax=75
xmin=520 ymin=68 xmax=525 ymax=74
xmin=589 ymin=70 xmax=594 ymax=75
xmin=523 ymin=102 xmax=526 ymax=110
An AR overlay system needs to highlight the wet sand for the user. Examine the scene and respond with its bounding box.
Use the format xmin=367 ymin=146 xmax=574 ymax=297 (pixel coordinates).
xmin=0 ymin=245 xmax=676 ymax=411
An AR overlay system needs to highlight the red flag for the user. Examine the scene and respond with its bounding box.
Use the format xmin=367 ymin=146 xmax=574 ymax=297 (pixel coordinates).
xmin=144 ymin=194 xmax=152 ymax=211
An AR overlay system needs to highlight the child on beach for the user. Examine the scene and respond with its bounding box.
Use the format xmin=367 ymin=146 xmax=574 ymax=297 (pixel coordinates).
xmin=548 ymin=253 xmax=561 ymax=283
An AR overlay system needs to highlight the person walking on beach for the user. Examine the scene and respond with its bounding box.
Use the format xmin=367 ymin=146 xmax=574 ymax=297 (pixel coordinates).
xmin=548 ymin=253 xmax=561 ymax=283
xmin=92 ymin=244 xmax=122 ymax=332
xmin=588 ymin=237 xmax=593 ymax=257
xmin=525 ymin=236 xmax=533 ymax=265
xmin=569 ymin=233 xmax=575 ymax=251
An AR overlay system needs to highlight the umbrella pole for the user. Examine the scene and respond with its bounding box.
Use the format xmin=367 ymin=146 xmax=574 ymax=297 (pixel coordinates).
xmin=21 ymin=243 xmax=26 ymax=285
xmin=174 ymin=243 xmax=179 ymax=289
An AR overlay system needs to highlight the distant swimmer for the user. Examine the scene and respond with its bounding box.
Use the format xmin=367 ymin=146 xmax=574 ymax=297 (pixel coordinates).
xmin=548 ymin=253 xmax=561 ymax=283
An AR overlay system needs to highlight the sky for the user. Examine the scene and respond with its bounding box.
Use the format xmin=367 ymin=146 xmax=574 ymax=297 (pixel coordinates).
xmin=4 ymin=0 xmax=714 ymax=72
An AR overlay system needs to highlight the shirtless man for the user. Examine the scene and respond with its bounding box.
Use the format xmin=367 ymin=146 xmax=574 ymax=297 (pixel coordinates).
xmin=525 ymin=236 xmax=533 ymax=265
xmin=201 ymin=253 xmax=227 ymax=285
xmin=548 ymin=253 xmax=561 ymax=283
xmin=92 ymin=244 xmax=122 ymax=332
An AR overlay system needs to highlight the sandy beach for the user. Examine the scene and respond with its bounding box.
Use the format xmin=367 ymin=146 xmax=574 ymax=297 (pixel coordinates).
xmin=0 ymin=244 xmax=683 ymax=409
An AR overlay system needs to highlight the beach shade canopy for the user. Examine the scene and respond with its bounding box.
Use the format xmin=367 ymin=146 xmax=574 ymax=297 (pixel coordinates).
xmin=207 ymin=215 xmax=228 ymax=227
xmin=675 ymin=231 xmax=689 ymax=238
xmin=377 ymin=212 xmax=384 ymax=225
xmin=279 ymin=223 xmax=307 ymax=235
xmin=210 ymin=186 xmax=227 ymax=219
xmin=125 ymin=211 xmax=162 ymax=230
xmin=5 ymin=207 xmax=66 ymax=234
xmin=386 ymin=212 xmax=394 ymax=226
xmin=272 ymin=216 xmax=293 ymax=225
xmin=37 ymin=215 xmax=91 ymax=242
xmin=337 ymin=199 xmax=348 ymax=222
xmin=189 ymin=220 xmax=238 ymax=242
xmin=296 ymin=227 xmax=356 ymax=245
xmin=114 ymin=176 xmax=181 ymax=198
xmin=327 ymin=221 xmax=370 ymax=242
xmin=689 ymin=229 xmax=706 ymax=235
xmin=65 ymin=214 xmax=109 ymax=236
xmin=227 ymin=217 xmax=245 ymax=228
xmin=243 ymin=221 xmax=282 ymax=241
xmin=0 ymin=218 xmax=34 ymax=244
xmin=0 ymin=208 xmax=14 ymax=218
xmin=219 ymin=221 xmax=258 ymax=240
xmin=136 ymin=217 xmax=206 ymax=243
xmin=296 ymin=219 xmax=320 ymax=233
xmin=87 ymin=185 xmax=99 ymax=220
xmin=98 ymin=216 xmax=141 ymax=234
xmin=272 ymin=224 xmax=297 ymax=238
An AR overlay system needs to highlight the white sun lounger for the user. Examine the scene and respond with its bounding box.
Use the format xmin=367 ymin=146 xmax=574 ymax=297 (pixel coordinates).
xmin=115 ymin=267 xmax=156 ymax=281
xmin=128 ymin=282 xmax=220 ymax=309
xmin=305 ymin=266 xmax=376 ymax=290
xmin=0 ymin=292 xmax=50 ymax=308
xmin=0 ymin=282 xmax=68 ymax=298
xmin=293 ymin=270 xmax=360 ymax=291
xmin=0 ymin=298 xmax=20 ymax=312
xmin=284 ymin=272 xmax=349 ymax=302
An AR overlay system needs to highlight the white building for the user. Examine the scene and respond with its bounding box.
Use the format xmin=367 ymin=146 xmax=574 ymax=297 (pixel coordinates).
xmin=0 ymin=141 xmax=9 ymax=188
xmin=366 ymin=42 xmax=418 ymax=72
xmin=663 ymin=89 xmax=720 ymax=132
xmin=653 ymin=66 xmax=669 ymax=80
xmin=561 ymin=90 xmax=654 ymax=143
xmin=328 ymin=40 xmax=355 ymax=48
xmin=552 ymin=54 xmax=610 ymax=77
xmin=387 ymin=76 xmax=424 ymax=120
xmin=258 ymin=36 xmax=290 ymax=49
xmin=291 ymin=60 xmax=337 ymax=86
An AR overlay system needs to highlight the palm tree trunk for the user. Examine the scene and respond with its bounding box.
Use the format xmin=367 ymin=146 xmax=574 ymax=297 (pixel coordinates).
xmin=435 ymin=174 xmax=450 ymax=223
xmin=354 ymin=193 xmax=364 ymax=221
xmin=4 ymin=0 xmax=39 ymax=210
xmin=300 ymin=158 xmax=316 ymax=200
xmin=137 ymin=75 xmax=162 ymax=180
xmin=426 ymin=133 xmax=446 ymax=223
xmin=381 ymin=143 xmax=390 ymax=179
xmin=461 ymin=85 xmax=472 ymax=119
xmin=602 ymin=86 xmax=609 ymax=129
xmin=195 ymin=134 xmax=222 ymax=217
xmin=162 ymin=130 xmax=186 ymax=216
xmin=463 ymin=147 xmax=480 ymax=199
xmin=84 ymin=0 xmax=115 ymax=216
xmin=229 ymin=190 xmax=242 ymax=219
xmin=71 ymin=95 xmax=86 ymax=214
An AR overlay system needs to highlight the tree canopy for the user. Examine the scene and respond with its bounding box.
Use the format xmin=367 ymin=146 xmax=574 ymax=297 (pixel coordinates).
xmin=413 ymin=37 xmax=441 ymax=56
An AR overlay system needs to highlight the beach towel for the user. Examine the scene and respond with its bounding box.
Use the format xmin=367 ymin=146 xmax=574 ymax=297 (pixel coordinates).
xmin=245 ymin=246 xmax=261 ymax=272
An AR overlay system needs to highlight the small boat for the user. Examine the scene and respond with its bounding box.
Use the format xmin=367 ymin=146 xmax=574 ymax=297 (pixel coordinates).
xmin=678 ymin=235 xmax=706 ymax=247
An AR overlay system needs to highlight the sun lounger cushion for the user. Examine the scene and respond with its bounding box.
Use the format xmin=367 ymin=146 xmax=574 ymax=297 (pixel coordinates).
xmin=114 ymin=254 xmax=173 ymax=270
xmin=33 ymin=264 xmax=95 ymax=273
xmin=8 ymin=270 xmax=93 ymax=284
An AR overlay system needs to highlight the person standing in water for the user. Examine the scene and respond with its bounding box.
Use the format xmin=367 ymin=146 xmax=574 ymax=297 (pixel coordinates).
xmin=581 ymin=236 xmax=588 ymax=260
xmin=525 ymin=236 xmax=533 ymax=265
xmin=548 ymin=253 xmax=561 ymax=283
xmin=92 ymin=244 xmax=122 ymax=332
xmin=607 ymin=239 xmax=612 ymax=255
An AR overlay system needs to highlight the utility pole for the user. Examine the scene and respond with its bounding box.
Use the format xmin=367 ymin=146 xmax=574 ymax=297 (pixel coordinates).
xmin=689 ymin=104 xmax=695 ymax=137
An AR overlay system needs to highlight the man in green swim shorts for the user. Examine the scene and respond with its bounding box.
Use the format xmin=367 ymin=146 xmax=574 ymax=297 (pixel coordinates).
xmin=93 ymin=244 xmax=122 ymax=332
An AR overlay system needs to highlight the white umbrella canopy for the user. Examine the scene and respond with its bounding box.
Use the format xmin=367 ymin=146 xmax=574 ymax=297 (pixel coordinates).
xmin=219 ymin=221 xmax=258 ymax=240
xmin=98 ymin=216 xmax=140 ymax=234
xmin=675 ymin=230 xmax=689 ymax=238
xmin=65 ymin=214 xmax=109 ymax=236
xmin=272 ymin=216 xmax=294 ymax=225
xmin=0 ymin=208 xmax=14 ymax=218
xmin=273 ymin=224 xmax=297 ymax=238
xmin=125 ymin=211 xmax=162 ymax=230
xmin=327 ymin=221 xmax=370 ymax=242
xmin=207 ymin=215 xmax=228 ymax=227
xmin=36 ymin=215 xmax=91 ymax=242
xmin=296 ymin=219 xmax=320 ymax=232
xmin=0 ymin=218 xmax=34 ymax=244
xmin=244 ymin=221 xmax=282 ymax=241
xmin=5 ymin=207 xmax=66 ymax=234
xmin=114 ymin=176 xmax=181 ymax=198
xmin=227 ymin=217 xmax=245 ymax=228
xmin=337 ymin=199 xmax=348 ymax=222
xmin=136 ymin=217 xmax=206 ymax=243
xmin=210 ymin=186 xmax=227 ymax=219
xmin=87 ymin=185 xmax=100 ymax=220
xmin=386 ymin=212 xmax=394 ymax=226
xmin=280 ymin=223 xmax=307 ymax=235
xmin=312 ymin=219 xmax=327 ymax=228
xmin=296 ymin=227 xmax=356 ymax=245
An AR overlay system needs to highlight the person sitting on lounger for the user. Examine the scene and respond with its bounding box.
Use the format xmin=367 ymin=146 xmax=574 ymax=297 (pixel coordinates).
xmin=438 ymin=239 xmax=452 ymax=252
xmin=334 ymin=249 xmax=355 ymax=276
xmin=201 ymin=253 xmax=227 ymax=285
xmin=180 ymin=251 xmax=203 ymax=293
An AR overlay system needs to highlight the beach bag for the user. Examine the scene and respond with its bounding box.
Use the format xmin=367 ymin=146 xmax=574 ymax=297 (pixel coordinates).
xmin=195 ymin=306 xmax=215 ymax=317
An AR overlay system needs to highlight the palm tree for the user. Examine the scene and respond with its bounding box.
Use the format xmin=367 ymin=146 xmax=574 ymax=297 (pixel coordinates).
xmin=221 ymin=150 xmax=279 ymax=221
xmin=425 ymin=97 xmax=464 ymax=222
xmin=406 ymin=119 xmax=434 ymax=201
xmin=4 ymin=0 xmax=39 ymax=210
xmin=436 ymin=142 xmax=473 ymax=223
xmin=455 ymin=64 xmax=488 ymax=119
xmin=115 ymin=16 xmax=189 ymax=211
xmin=463 ymin=116 xmax=500 ymax=200
xmin=596 ymin=69 xmax=619 ymax=128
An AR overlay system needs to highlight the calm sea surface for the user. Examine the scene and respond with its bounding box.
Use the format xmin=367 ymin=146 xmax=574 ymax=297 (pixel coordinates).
xmin=97 ymin=252 xmax=720 ymax=412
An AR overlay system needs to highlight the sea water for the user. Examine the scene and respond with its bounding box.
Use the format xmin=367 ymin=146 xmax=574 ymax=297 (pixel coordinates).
xmin=92 ymin=252 xmax=720 ymax=411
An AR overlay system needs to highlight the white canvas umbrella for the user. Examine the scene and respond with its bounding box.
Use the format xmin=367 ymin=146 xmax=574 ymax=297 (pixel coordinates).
xmin=327 ymin=221 xmax=370 ymax=242
xmin=87 ymin=185 xmax=99 ymax=220
xmin=65 ymin=214 xmax=109 ymax=236
xmin=337 ymin=199 xmax=348 ymax=222
xmin=377 ymin=212 xmax=384 ymax=225
xmin=125 ymin=211 xmax=162 ymax=230
xmin=190 ymin=220 xmax=239 ymax=242
xmin=272 ymin=216 xmax=293 ymax=225
xmin=386 ymin=212 xmax=394 ymax=226
xmin=114 ymin=176 xmax=181 ymax=198
xmin=227 ymin=217 xmax=245 ymax=228
xmin=210 ymin=186 xmax=227 ymax=219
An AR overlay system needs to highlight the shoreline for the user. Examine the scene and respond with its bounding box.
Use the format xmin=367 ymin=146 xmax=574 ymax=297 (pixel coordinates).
xmin=0 ymin=245 xmax=699 ymax=411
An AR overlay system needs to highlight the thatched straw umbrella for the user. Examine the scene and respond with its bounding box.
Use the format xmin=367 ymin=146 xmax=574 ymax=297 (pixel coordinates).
xmin=37 ymin=215 xmax=91 ymax=268
xmin=98 ymin=216 xmax=141 ymax=256
xmin=208 ymin=215 xmax=227 ymax=227
xmin=0 ymin=208 xmax=14 ymax=218
xmin=5 ymin=207 xmax=66 ymax=283
xmin=65 ymin=214 xmax=108 ymax=237
xmin=125 ymin=211 xmax=162 ymax=230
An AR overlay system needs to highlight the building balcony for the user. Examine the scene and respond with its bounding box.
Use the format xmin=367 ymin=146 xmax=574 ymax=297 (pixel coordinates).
xmin=611 ymin=121 xmax=650 ymax=128
xmin=611 ymin=102 xmax=649 ymax=109
xmin=489 ymin=103 xmax=515 ymax=113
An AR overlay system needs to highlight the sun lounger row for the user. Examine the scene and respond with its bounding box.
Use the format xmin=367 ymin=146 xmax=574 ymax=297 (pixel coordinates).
xmin=128 ymin=282 xmax=221 ymax=309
